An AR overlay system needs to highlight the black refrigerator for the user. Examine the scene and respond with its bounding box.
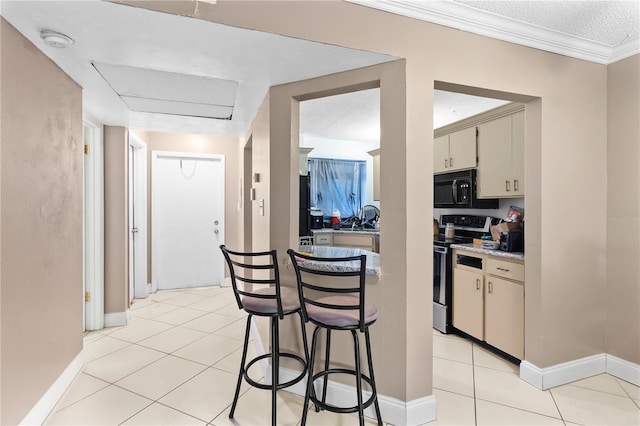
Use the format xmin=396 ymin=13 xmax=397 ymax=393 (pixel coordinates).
xmin=299 ymin=175 xmax=310 ymax=236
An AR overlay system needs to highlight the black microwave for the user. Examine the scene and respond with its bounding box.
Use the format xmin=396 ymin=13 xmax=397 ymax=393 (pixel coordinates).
xmin=434 ymin=169 xmax=499 ymax=209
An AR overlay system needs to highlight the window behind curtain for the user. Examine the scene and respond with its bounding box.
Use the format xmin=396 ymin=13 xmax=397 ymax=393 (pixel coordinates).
xmin=308 ymin=158 xmax=366 ymax=219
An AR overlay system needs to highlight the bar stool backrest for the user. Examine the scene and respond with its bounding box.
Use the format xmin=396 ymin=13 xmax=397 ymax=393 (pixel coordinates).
xmin=287 ymin=249 xmax=368 ymax=332
xmin=220 ymin=245 xmax=285 ymax=319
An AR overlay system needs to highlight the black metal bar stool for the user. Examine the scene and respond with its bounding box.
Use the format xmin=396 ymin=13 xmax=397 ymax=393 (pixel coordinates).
xmin=220 ymin=245 xmax=309 ymax=426
xmin=287 ymin=249 xmax=383 ymax=426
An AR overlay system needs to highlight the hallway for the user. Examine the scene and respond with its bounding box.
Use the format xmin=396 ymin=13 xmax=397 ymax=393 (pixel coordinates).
xmin=46 ymin=287 xmax=640 ymax=425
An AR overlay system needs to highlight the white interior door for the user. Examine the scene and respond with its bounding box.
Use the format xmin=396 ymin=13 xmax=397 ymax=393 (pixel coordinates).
xmin=83 ymin=120 xmax=104 ymax=331
xmin=129 ymin=132 xmax=148 ymax=300
xmin=152 ymin=151 xmax=225 ymax=290
xmin=128 ymin=145 xmax=136 ymax=303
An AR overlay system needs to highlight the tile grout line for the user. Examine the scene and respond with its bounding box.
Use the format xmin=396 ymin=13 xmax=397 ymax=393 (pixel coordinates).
xmin=471 ymin=342 xmax=478 ymax=426
xmin=52 ymin=289 xmax=242 ymax=423
xmin=547 ymin=387 xmax=569 ymax=425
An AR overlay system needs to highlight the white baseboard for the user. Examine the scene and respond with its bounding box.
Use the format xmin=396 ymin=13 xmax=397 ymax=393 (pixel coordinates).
xmin=607 ymin=354 xmax=640 ymax=386
xmin=521 ymin=354 xmax=607 ymax=390
xmin=20 ymin=350 xmax=84 ymax=425
xmin=104 ymin=310 xmax=129 ymax=327
xmin=273 ymin=366 xmax=436 ymax=425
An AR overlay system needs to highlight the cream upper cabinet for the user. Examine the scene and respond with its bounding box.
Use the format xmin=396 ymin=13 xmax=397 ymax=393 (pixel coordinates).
xmin=511 ymin=111 xmax=525 ymax=195
xmin=477 ymin=111 xmax=525 ymax=198
xmin=434 ymin=127 xmax=476 ymax=174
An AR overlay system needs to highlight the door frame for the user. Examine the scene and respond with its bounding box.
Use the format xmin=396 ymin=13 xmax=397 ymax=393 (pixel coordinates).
xmin=151 ymin=151 xmax=226 ymax=290
xmin=129 ymin=132 xmax=148 ymax=299
xmin=83 ymin=118 xmax=104 ymax=331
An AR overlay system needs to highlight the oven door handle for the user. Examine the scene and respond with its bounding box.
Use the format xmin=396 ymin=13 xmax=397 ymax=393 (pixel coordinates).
xmin=434 ymin=246 xmax=448 ymax=254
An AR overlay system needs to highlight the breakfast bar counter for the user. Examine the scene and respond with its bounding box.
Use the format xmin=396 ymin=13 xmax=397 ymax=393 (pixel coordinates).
xmin=291 ymin=245 xmax=380 ymax=276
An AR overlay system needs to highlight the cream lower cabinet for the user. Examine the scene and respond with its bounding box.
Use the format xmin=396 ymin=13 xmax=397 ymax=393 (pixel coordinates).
xmin=452 ymin=249 xmax=525 ymax=359
xmin=484 ymin=276 xmax=524 ymax=360
xmin=333 ymin=233 xmax=377 ymax=252
xmin=453 ymin=267 xmax=484 ymax=340
xmin=313 ymin=231 xmax=379 ymax=253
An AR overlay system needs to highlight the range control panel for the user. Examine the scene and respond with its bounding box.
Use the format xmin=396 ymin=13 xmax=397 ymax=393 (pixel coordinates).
xmin=439 ymin=215 xmax=499 ymax=232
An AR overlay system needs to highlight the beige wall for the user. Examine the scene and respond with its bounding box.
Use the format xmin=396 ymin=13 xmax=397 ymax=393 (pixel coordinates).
xmin=606 ymin=54 xmax=640 ymax=364
xmin=0 ymin=19 xmax=83 ymax=424
xmin=131 ymin=130 xmax=241 ymax=282
xmin=1 ymin=1 xmax=635 ymax=420
xmin=104 ymin=126 xmax=130 ymax=314
xmin=165 ymin=0 xmax=611 ymax=396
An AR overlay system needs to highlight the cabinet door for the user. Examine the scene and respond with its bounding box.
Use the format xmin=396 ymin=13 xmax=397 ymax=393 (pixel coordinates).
xmin=511 ymin=111 xmax=525 ymax=195
xmin=484 ymin=276 xmax=524 ymax=359
xmin=434 ymin=135 xmax=450 ymax=174
xmin=448 ymin=126 xmax=477 ymax=171
xmin=453 ymin=268 xmax=484 ymax=340
xmin=314 ymin=234 xmax=332 ymax=245
xmin=477 ymin=115 xmax=512 ymax=197
xmin=333 ymin=234 xmax=374 ymax=251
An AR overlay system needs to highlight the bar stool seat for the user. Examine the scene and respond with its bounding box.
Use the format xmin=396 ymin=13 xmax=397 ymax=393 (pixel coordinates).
xmin=306 ymin=295 xmax=379 ymax=327
xmin=287 ymin=249 xmax=383 ymax=426
xmin=241 ymin=287 xmax=301 ymax=314
xmin=220 ymin=245 xmax=310 ymax=426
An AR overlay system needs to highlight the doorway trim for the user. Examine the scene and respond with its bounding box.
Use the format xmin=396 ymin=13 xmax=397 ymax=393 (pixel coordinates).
xmin=129 ymin=131 xmax=149 ymax=299
xmin=83 ymin=118 xmax=104 ymax=331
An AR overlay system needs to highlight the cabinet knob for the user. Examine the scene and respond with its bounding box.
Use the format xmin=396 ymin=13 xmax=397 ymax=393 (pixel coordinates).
xmin=444 ymin=158 xmax=448 ymax=168
xmin=514 ymin=179 xmax=519 ymax=191
xmin=476 ymin=278 xmax=480 ymax=291
xmin=506 ymin=180 xmax=510 ymax=192
xmin=488 ymin=281 xmax=493 ymax=294
xmin=450 ymin=157 xmax=454 ymax=167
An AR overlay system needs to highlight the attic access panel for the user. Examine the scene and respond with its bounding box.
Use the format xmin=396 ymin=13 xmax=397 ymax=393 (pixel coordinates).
xmin=92 ymin=62 xmax=237 ymax=120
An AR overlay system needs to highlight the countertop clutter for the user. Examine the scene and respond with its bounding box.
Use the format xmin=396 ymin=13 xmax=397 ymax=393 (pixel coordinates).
xmin=291 ymin=245 xmax=380 ymax=276
xmin=451 ymin=243 xmax=524 ymax=261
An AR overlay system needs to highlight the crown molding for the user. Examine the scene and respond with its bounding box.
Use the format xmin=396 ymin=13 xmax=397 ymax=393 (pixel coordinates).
xmin=348 ymin=0 xmax=640 ymax=65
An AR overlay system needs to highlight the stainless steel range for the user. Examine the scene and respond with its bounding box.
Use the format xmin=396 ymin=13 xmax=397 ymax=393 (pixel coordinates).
xmin=433 ymin=214 xmax=499 ymax=334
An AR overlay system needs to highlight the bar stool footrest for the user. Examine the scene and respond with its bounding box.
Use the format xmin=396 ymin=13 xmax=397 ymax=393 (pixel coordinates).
xmin=244 ymin=352 xmax=308 ymax=390
xmin=309 ymin=368 xmax=378 ymax=414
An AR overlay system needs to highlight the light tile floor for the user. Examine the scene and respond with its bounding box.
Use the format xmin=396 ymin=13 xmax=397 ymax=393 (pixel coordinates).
xmin=45 ymin=287 xmax=640 ymax=425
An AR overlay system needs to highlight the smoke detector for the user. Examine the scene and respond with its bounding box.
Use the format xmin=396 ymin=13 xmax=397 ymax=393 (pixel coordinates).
xmin=40 ymin=30 xmax=74 ymax=48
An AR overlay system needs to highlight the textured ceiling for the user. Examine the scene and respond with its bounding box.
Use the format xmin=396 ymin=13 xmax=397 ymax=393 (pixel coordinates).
xmin=2 ymin=0 xmax=637 ymax=142
xmin=300 ymin=89 xmax=511 ymax=147
xmin=454 ymin=0 xmax=639 ymax=46
xmin=0 ymin=0 xmax=394 ymax=136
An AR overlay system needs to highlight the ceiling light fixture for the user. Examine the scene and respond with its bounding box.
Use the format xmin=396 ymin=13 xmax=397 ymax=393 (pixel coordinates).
xmin=40 ymin=30 xmax=74 ymax=48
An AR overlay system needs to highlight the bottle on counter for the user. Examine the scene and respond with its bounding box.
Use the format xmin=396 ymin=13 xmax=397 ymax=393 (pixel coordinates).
xmin=331 ymin=210 xmax=341 ymax=230
xmin=445 ymin=223 xmax=455 ymax=240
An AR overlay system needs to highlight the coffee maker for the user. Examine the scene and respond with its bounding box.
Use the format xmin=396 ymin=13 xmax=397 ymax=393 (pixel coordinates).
xmin=310 ymin=208 xmax=323 ymax=229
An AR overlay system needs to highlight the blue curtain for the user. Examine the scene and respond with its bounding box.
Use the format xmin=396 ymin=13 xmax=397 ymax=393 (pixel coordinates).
xmin=309 ymin=158 xmax=365 ymax=219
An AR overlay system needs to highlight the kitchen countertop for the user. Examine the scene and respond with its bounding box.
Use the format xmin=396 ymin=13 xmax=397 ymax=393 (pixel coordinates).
xmin=312 ymin=228 xmax=380 ymax=235
xmin=451 ymin=243 xmax=525 ymax=261
xmin=290 ymin=245 xmax=380 ymax=275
